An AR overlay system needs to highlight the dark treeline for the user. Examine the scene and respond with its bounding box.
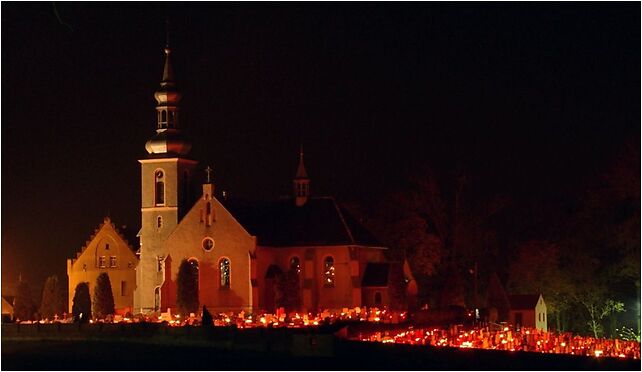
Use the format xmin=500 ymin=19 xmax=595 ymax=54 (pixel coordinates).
xmin=349 ymin=139 xmax=640 ymax=339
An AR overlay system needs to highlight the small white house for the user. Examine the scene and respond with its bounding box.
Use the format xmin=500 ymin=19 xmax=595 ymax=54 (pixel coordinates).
xmin=508 ymin=294 xmax=547 ymax=331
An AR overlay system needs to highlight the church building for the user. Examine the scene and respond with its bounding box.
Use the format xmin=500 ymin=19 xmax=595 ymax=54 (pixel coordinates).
xmin=71 ymin=42 xmax=408 ymax=315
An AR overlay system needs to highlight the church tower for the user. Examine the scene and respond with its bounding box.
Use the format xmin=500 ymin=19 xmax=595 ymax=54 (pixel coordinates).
xmin=293 ymin=146 xmax=310 ymax=206
xmin=134 ymin=42 xmax=197 ymax=313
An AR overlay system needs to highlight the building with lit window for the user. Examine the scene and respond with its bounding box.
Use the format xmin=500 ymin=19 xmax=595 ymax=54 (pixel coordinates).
xmin=67 ymin=43 xmax=411 ymax=315
xmin=67 ymin=217 xmax=138 ymax=315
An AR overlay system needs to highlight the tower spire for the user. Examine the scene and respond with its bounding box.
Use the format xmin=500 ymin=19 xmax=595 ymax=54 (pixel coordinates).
xmin=161 ymin=19 xmax=175 ymax=87
xmin=145 ymin=33 xmax=191 ymax=156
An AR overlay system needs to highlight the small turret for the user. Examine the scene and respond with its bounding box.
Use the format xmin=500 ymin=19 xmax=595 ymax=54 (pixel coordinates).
xmin=293 ymin=146 xmax=310 ymax=207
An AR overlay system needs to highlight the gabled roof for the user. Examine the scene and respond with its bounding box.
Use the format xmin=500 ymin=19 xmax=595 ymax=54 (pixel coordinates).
xmin=74 ymin=217 xmax=138 ymax=258
xmin=222 ymin=197 xmax=384 ymax=248
xmin=508 ymin=294 xmax=542 ymax=310
xmin=362 ymin=263 xmax=390 ymax=287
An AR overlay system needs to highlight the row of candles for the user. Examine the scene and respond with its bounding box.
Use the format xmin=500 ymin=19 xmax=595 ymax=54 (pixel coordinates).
xmin=37 ymin=307 xmax=640 ymax=360
xmin=154 ymin=306 xmax=406 ymax=327
xmin=356 ymin=324 xmax=640 ymax=359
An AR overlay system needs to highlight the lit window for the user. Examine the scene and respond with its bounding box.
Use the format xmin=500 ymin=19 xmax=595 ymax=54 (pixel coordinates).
xmin=219 ymin=258 xmax=230 ymax=288
xmin=109 ymin=256 xmax=117 ymax=268
xmin=323 ymin=256 xmax=335 ymax=287
xmin=98 ymin=256 xmax=106 ymax=268
xmin=202 ymin=237 xmax=214 ymax=252
xmin=290 ymin=256 xmax=301 ymax=274
xmin=155 ymin=170 xmax=165 ymax=206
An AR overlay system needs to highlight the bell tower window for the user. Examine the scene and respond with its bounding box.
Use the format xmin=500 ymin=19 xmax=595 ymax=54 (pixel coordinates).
xmin=155 ymin=170 xmax=165 ymax=206
xmin=160 ymin=110 xmax=167 ymax=128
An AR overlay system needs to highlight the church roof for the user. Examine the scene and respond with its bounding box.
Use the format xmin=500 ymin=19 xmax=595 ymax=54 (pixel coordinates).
xmin=223 ymin=197 xmax=384 ymax=248
xmin=508 ymin=294 xmax=542 ymax=310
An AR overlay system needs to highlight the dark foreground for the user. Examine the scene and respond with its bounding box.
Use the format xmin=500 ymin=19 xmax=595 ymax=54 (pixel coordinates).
xmin=2 ymin=338 xmax=640 ymax=370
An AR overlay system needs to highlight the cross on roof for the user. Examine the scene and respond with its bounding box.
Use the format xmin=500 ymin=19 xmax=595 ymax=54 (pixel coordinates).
xmin=205 ymin=165 xmax=213 ymax=184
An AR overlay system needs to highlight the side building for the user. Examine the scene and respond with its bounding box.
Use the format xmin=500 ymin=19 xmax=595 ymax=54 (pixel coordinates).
xmin=67 ymin=217 xmax=139 ymax=315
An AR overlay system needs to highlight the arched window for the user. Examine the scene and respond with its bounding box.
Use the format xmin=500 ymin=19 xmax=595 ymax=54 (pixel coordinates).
xmin=323 ymin=256 xmax=335 ymax=287
xmin=157 ymin=216 xmax=163 ymax=229
xmin=290 ymin=256 xmax=301 ymax=274
xmin=219 ymin=258 xmax=231 ymax=288
xmin=187 ymin=258 xmax=199 ymax=288
xmin=155 ymin=170 xmax=165 ymax=205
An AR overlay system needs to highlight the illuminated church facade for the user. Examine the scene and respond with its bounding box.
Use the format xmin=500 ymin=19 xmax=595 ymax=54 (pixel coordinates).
xmin=71 ymin=44 xmax=415 ymax=315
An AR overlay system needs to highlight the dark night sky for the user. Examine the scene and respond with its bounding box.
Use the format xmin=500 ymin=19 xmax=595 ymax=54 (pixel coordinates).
xmin=1 ymin=3 xmax=639 ymax=296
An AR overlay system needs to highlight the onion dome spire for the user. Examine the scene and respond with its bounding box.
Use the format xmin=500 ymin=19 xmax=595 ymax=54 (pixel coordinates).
xmin=144 ymin=35 xmax=191 ymax=157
